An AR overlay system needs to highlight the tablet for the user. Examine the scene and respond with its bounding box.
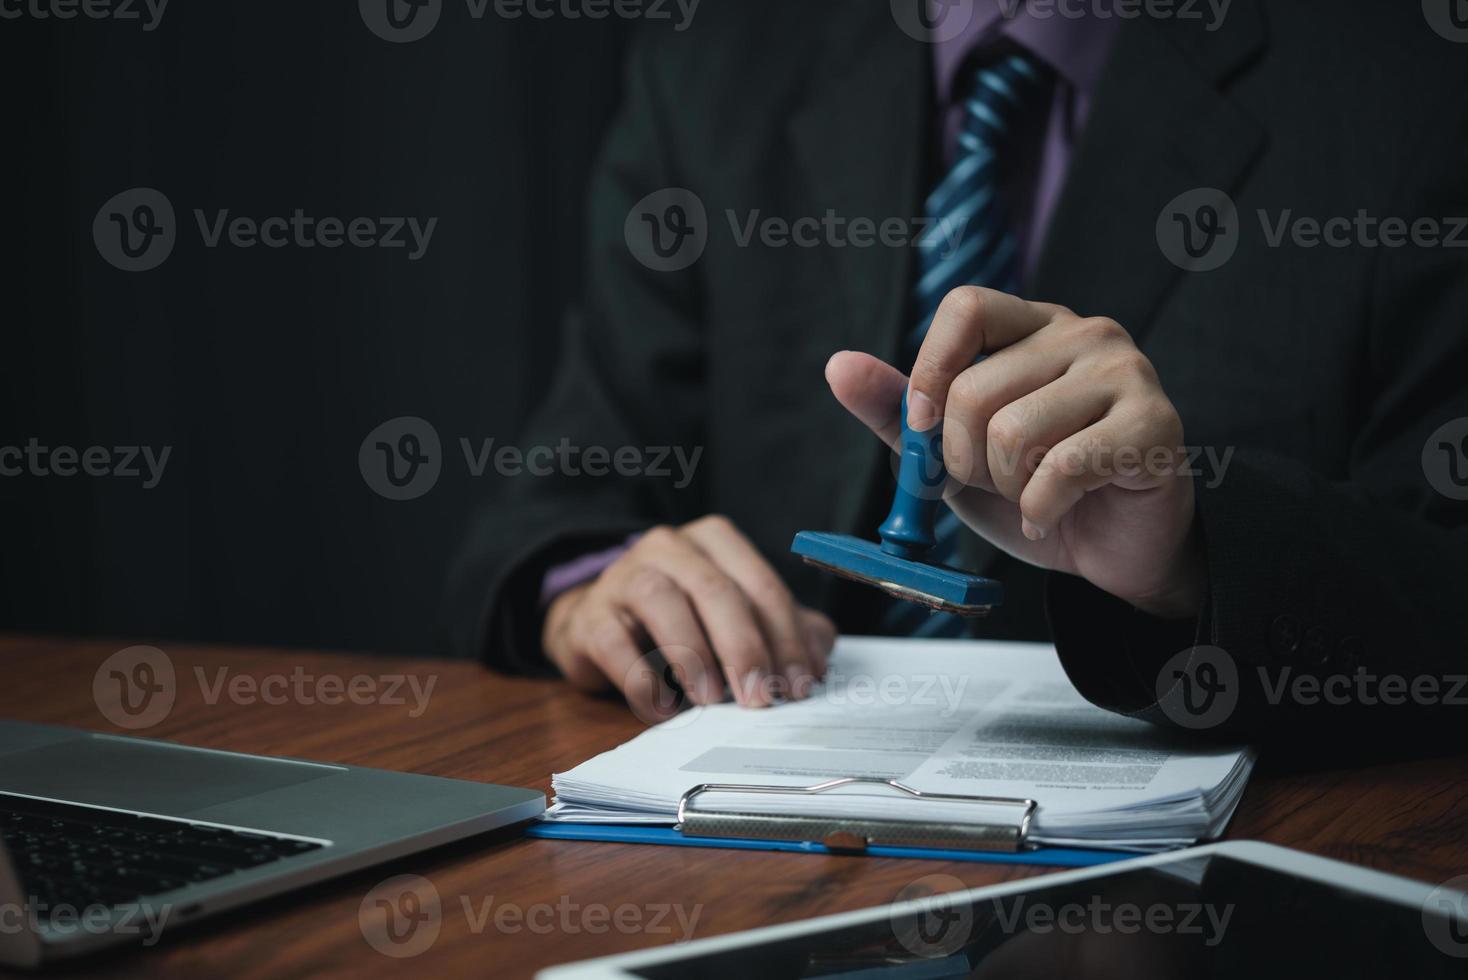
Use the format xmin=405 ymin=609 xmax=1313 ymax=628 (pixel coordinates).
xmin=538 ymin=842 xmax=1468 ymax=979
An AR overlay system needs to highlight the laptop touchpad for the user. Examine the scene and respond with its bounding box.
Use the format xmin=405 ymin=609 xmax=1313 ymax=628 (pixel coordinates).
xmin=0 ymin=735 xmax=340 ymax=816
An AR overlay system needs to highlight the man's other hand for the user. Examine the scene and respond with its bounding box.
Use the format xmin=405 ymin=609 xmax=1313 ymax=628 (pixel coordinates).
xmin=542 ymin=515 xmax=836 ymax=720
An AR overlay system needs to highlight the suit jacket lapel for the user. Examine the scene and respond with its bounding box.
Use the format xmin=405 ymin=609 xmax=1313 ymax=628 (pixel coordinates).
xmin=1032 ymin=2 xmax=1268 ymax=339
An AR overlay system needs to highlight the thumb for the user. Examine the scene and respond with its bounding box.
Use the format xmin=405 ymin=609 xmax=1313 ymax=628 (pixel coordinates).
xmin=825 ymin=350 xmax=909 ymax=451
xmin=827 ymin=350 xmax=1028 ymax=557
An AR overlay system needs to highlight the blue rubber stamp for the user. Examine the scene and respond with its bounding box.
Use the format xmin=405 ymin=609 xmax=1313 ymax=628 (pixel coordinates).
xmin=792 ymin=397 xmax=1002 ymax=617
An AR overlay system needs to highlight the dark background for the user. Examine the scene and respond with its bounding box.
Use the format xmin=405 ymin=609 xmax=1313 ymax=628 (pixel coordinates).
xmin=0 ymin=5 xmax=632 ymax=655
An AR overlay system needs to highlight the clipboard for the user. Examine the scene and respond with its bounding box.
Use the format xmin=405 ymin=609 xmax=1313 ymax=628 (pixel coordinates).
xmin=524 ymin=777 xmax=1129 ymax=868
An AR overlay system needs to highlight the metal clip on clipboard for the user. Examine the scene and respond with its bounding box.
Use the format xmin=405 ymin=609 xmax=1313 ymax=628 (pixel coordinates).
xmin=676 ymin=777 xmax=1038 ymax=854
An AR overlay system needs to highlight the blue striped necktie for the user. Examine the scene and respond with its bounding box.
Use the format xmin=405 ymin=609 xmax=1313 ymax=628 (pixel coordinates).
xmin=885 ymin=50 xmax=1052 ymax=638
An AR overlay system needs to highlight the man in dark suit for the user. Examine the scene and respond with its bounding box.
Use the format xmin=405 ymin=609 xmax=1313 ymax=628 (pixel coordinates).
xmin=445 ymin=0 xmax=1468 ymax=744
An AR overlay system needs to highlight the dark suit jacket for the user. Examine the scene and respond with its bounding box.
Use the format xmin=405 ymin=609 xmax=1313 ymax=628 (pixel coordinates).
xmin=444 ymin=0 xmax=1468 ymax=747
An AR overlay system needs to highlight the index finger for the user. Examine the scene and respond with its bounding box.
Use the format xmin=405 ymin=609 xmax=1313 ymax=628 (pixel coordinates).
xmin=682 ymin=515 xmax=814 ymax=699
xmin=907 ymin=287 xmax=1057 ymax=431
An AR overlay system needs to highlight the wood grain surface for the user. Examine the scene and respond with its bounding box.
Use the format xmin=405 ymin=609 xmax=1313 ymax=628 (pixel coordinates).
xmin=1 ymin=634 xmax=1465 ymax=978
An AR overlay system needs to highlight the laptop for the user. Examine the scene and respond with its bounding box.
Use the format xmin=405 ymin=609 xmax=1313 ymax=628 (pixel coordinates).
xmin=0 ymin=720 xmax=545 ymax=967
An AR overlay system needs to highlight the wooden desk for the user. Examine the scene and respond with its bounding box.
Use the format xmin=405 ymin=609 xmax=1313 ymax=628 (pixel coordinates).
xmin=2 ymin=635 xmax=1466 ymax=978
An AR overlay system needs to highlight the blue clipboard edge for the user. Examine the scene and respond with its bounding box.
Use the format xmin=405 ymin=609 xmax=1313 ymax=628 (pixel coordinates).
xmin=524 ymin=820 xmax=1125 ymax=868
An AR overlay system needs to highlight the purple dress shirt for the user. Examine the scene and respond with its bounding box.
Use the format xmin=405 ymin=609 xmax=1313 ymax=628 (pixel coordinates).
xmin=541 ymin=4 xmax=1119 ymax=605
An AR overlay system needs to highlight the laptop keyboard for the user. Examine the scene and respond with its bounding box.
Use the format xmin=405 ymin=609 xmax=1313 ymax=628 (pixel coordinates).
xmin=0 ymin=792 xmax=325 ymax=912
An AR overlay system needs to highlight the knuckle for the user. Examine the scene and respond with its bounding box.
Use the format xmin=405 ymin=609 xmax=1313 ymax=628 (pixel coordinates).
xmin=942 ymin=375 xmax=987 ymax=452
xmin=1076 ymin=427 xmax=1109 ymax=455
xmin=1142 ymin=396 xmax=1184 ymax=443
xmin=1036 ymin=443 xmax=1081 ymax=480
xmin=947 ymin=367 xmax=983 ymax=415
xmin=690 ymin=513 xmax=734 ymax=535
xmin=565 ymin=609 xmax=597 ymax=652
xmin=987 ymin=408 xmax=1027 ymax=457
xmin=690 ymin=568 xmax=739 ymax=602
xmin=1141 ymin=393 xmax=1177 ymax=425
xmin=1135 ymin=353 xmax=1163 ymax=387
xmin=586 ymin=618 xmax=628 ymax=662
xmin=749 ymin=575 xmax=793 ymax=611
xmin=1076 ymin=316 xmax=1128 ymax=345
xmin=637 ymin=525 xmax=676 ymax=550
xmin=724 ymin=630 xmax=768 ymax=670
xmin=943 ymin=284 xmax=990 ymax=323
xmin=624 ymin=566 xmax=675 ymax=604
xmin=1104 ymin=349 xmax=1157 ymax=385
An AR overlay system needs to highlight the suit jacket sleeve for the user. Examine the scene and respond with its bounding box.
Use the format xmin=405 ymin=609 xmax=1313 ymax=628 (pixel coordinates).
xmin=442 ymin=30 xmax=708 ymax=671
xmin=1047 ymin=104 xmax=1468 ymax=748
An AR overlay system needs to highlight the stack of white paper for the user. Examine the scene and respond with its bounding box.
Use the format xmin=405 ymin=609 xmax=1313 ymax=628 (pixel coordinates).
xmin=546 ymin=637 xmax=1256 ymax=853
